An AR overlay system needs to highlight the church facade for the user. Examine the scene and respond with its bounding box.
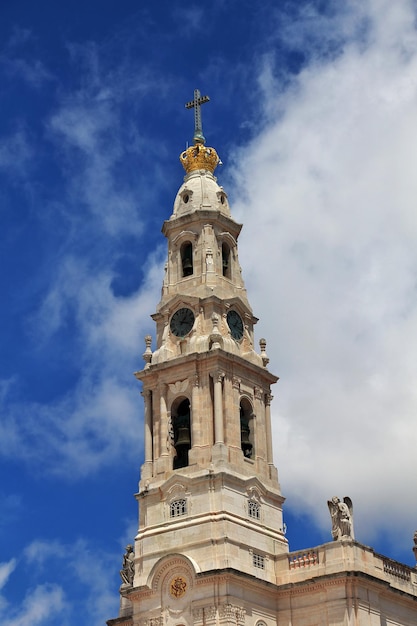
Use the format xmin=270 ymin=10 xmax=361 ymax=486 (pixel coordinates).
xmin=107 ymin=92 xmax=417 ymax=626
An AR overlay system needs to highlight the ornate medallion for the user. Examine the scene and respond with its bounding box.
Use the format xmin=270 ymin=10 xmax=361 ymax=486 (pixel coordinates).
xmin=170 ymin=576 xmax=187 ymax=598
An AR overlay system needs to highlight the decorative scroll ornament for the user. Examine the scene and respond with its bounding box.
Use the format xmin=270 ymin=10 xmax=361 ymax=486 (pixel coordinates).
xmin=170 ymin=576 xmax=187 ymax=598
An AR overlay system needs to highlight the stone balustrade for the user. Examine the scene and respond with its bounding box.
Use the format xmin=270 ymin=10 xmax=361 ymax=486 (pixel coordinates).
xmin=288 ymin=551 xmax=319 ymax=569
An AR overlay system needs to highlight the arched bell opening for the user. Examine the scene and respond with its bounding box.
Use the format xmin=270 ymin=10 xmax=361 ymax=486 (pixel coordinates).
xmin=240 ymin=397 xmax=254 ymax=459
xmin=172 ymin=397 xmax=191 ymax=469
xmin=222 ymin=242 xmax=231 ymax=279
xmin=181 ymin=242 xmax=193 ymax=277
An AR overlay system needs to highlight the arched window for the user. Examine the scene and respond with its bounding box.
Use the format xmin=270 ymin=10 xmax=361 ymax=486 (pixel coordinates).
xmin=181 ymin=242 xmax=193 ymax=277
xmin=172 ymin=398 xmax=191 ymax=469
xmin=222 ymin=242 xmax=231 ymax=279
xmin=240 ymin=398 xmax=254 ymax=458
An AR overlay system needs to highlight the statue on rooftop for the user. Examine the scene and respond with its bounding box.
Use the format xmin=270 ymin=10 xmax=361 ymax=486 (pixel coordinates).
xmin=120 ymin=544 xmax=135 ymax=586
xmin=413 ymin=530 xmax=417 ymax=565
xmin=327 ymin=496 xmax=354 ymax=541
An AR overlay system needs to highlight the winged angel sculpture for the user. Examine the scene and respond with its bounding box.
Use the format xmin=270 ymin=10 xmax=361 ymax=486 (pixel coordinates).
xmin=327 ymin=496 xmax=354 ymax=541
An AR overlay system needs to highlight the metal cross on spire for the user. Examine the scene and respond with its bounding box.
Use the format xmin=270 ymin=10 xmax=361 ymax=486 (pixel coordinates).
xmin=185 ymin=89 xmax=210 ymax=145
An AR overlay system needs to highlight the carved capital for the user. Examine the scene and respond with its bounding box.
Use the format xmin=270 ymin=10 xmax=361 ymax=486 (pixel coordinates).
xmin=265 ymin=392 xmax=273 ymax=406
xmin=232 ymin=376 xmax=241 ymax=391
xmin=210 ymin=370 xmax=225 ymax=384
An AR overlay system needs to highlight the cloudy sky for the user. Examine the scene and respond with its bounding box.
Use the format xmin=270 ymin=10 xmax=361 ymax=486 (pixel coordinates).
xmin=1 ymin=0 xmax=417 ymax=624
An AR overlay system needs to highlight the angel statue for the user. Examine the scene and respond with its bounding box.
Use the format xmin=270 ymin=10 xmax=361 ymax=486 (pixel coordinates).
xmin=327 ymin=496 xmax=354 ymax=541
xmin=120 ymin=544 xmax=135 ymax=586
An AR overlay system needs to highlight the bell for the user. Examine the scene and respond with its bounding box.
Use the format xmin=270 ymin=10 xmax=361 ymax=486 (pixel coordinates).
xmin=241 ymin=425 xmax=252 ymax=457
xmin=175 ymin=425 xmax=191 ymax=448
xmin=182 ymin=257 xmax=193 ymax=276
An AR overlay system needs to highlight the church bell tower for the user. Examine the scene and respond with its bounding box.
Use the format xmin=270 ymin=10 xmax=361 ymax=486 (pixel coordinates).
xmin=108 ymin=90 xmax=288 ymax=626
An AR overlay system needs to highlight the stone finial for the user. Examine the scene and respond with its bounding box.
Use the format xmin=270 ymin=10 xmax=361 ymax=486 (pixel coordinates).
xmin=259 ymin=338 xmax=269 ymax=367
xmin=142 ymin=335 xmax=152 ymax=368
xmin=327 ymin=496 xmax=354 ymax=541
xmin=209 ymin=313 xmax=223 ymax=350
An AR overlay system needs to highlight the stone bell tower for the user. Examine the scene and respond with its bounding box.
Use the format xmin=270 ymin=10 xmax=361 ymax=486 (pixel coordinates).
xmin=107 ymin=90 xmax=288 ymax=626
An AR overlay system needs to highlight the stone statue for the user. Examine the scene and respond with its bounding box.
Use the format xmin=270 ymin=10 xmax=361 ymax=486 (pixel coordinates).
xmin=413 ymin=530 xmax=417 ymax=565
xmin=327 ymin=496 xmax=354 ymax=540
xmin=120 ymin=544 xmax=135 ymax=586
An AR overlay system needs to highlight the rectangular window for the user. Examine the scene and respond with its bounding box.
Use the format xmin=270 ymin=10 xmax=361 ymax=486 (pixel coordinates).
xmin=253 ymin=554 xmax=265 ymax=569
xmin=170 ymin=499 xmax=187 ymax=517
xmin=248 ymin=500 xmax=260 ymax=520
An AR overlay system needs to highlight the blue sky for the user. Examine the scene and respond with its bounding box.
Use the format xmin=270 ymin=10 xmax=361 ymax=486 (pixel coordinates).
xmin=1 ymin=1 xmax=417 ymax=624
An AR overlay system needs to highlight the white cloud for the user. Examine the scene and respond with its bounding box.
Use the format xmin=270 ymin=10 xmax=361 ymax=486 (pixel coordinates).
xmin=0 ymin=560 xmax=16 ymax=590
xmin=23 ymin=538 xmax=119 ymax=626
xmin=0 ymin=39 xmax=167 ymax=477
xmin=230 ymin=0 xmax=417 ymax=552
xmin=0 ymin=242 xmax=165 ymax=476
xmin=2 ymin=584 xmax=66 ymax=626
xmin=0 ymin=555 xmax=65 ymax=626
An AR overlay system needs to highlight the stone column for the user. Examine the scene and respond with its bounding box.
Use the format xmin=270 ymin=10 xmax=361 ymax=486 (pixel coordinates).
xmin=191 ymin=373 xmax=200 ymax=447
xmin=140 ymin=389 xmax=153 ymax=482
xmin=155 ymin=383 xmax=170 ymax=473
xmin=265 ymin=392 xmax=274 ymax=465
xmin=143 ymin=389 xmax=153 ymax=464
xmin=253 ymin=386 xmax=263 ymax=459
xmin=212 ymin=370 xmax=225 ymax=443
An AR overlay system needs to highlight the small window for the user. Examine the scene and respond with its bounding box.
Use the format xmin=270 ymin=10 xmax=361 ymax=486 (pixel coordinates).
xmin=253 ymin=554 xmax=265 ymax=569
xmin=170 ymin=499 xmax=187 ymax=517
xmin=248 ymin=500 xmax=260 ymax=520
xmin=183 ymin=193 xmax=189 ymax=204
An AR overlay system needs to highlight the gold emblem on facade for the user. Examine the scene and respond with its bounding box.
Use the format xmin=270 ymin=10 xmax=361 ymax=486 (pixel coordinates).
xmin=170 ymin=576 xmax=187 ymax=598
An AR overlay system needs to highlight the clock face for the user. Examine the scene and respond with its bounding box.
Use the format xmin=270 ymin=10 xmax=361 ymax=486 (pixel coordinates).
xmin=227 ymin=310 xmax=244 ymax=340
xmin=170 ymin=307 xmax=195 ymax=337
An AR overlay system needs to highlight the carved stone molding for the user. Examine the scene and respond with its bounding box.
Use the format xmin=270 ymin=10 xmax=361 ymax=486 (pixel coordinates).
xmin=192 ymin=608 xmax=204 ymax=622
xmin=219 ymin=603 xmax=246 ymax=625
xmin=139 ymin=618 xmax=162 ymax=626
xmin=205 ymin=606 xmax=217 ymax=621
xmin=254 ymin=386 xmax=263 ymax=401
xmin=168 ymin=379 xmax=189 ymax=394
xmin=152 ymin=556 xmax=194 ymax=592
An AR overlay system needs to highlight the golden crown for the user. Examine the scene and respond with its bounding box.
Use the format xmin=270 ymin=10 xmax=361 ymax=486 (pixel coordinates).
xmin=180 ymin=143 xmax=220 ymax=175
